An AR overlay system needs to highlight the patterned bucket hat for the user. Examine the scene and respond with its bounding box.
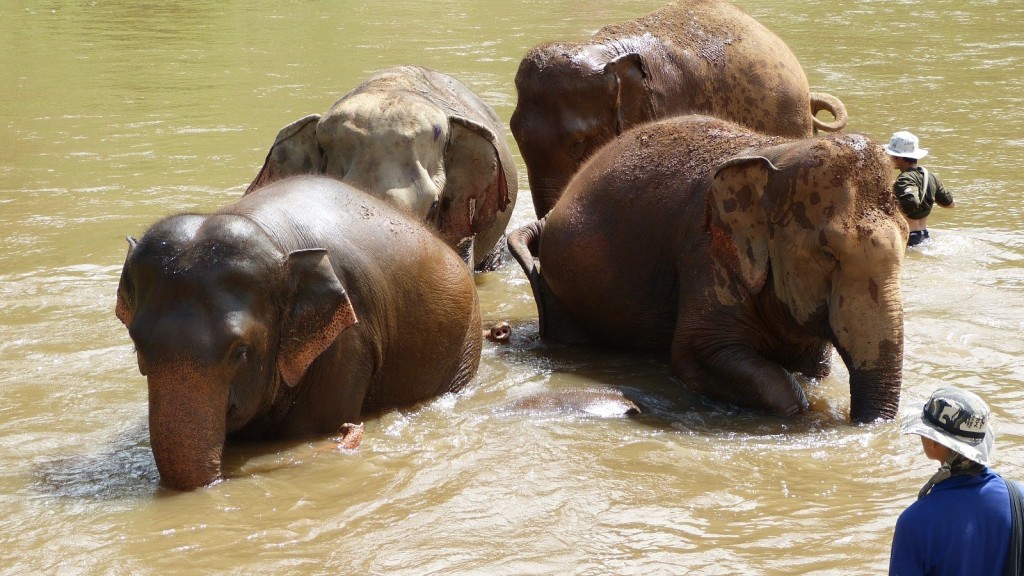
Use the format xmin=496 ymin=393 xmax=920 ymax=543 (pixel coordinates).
xmin=901 ymin=386 xmax=994 ymax=465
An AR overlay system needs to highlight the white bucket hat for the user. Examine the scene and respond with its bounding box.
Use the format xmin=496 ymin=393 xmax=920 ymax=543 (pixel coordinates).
xmin=901 ymin=386 xmax=994 ymax=465
xmin=883 ymin=130 xmax=929 ymax=160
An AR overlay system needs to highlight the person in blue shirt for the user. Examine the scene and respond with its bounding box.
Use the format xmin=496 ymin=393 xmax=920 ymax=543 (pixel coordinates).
xmin=889 ymin=386 xmax=1015 ymax=575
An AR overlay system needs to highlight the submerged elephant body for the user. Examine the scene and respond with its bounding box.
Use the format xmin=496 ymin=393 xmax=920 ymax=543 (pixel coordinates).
xmin=249 ymin=65 xmax=517 ymax=271
xmin=116 ymin=176 xmax=483 ymax=489
xmin=509 ymin=116 xmax=908 ymax=422
xmin=510 ymin=0 xmax=848 ymax=217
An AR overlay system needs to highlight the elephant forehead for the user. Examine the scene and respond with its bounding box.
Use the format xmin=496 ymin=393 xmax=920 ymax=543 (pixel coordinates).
xmin=322 ymin=92 xmax=446 ymax=139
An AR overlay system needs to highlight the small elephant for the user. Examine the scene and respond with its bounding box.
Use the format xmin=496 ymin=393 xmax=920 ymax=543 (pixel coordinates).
xmin=247 ymin=65 xmax=517 ymax=271
xmin=115 ymin=176 xmax=483 ymax=490
xmin=510 ymin=0 xmax=848 ymax=218
xmin=508 ymin=116 xmax=908 ymax=423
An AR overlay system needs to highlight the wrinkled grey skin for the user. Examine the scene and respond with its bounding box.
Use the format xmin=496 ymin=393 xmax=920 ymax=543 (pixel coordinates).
xmin=510 ymin=0 xmax=848 ymax=218
xmin=116 ymin=176 xmax=482 ymax=490
xmin=509 ymin=116 xmax=907 ymax=423
xmin=248 ymin=65 xmax=517 ymax=271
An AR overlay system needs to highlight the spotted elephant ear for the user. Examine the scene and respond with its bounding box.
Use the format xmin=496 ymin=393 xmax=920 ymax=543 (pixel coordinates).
xmin=706 ymin=156 xmax=781 ymax=295
xmin=278 ymin=249 xmax=358 ymax=387
xmin=246 ymin=114 xmax=324 ymax=194
xmin=439 ymin=116 xmax=512 ymax=240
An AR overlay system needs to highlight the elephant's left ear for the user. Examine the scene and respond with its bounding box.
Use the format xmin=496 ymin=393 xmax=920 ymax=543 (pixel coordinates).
xmin=445 ymin=116 xmax=514 ymax=234
xmin=707 ymin=156 xmax=779 ymax=294
xmin=603 ymin=52 xmax=652 ymax=135
xmin=278 ymin=249 xmax=358 ymax=387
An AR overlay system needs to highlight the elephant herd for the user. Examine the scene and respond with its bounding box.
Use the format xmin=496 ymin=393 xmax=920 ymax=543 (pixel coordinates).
xmin=114 ymin=0 xmax=909 ymax=490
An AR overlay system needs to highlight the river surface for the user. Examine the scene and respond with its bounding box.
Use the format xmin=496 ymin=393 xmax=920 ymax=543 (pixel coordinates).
xmin=2 ymin=0 xmax=1023 ymax=574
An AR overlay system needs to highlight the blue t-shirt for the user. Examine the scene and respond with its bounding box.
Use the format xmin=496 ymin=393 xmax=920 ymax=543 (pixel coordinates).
xmin=889 ymin=469 xmax=1012 ymax=576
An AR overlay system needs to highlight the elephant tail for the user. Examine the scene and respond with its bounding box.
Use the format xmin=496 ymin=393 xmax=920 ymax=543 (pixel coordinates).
xmin=507 ymin=219 xmax=593 ymax=345
xmin=810 ymin=92 xmax=849 ymax=133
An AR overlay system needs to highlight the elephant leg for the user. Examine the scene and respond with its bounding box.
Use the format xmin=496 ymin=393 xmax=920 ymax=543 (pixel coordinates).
xmin=672 ymin=342 xmax=809 ymax=417
xmin=787 ymin=341 xmax=833 ymax=381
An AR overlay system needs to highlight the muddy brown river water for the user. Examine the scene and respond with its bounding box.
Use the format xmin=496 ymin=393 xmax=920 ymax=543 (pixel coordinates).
xmin=1 ymin=0 xmax=1022 ymax=574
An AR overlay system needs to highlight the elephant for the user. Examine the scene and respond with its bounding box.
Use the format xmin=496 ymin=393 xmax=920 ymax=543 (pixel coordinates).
xmin=504 ymin=388 xmax=642 ymax=417
xmin=508 ymin=115 xmax=908 ymax=423
xmin=115 ymin=176 xmax=483 ymax=490
xmin=509 ymin=0 xmax=849 ymax=218
xmin=247 ymin=65 xmax=517 ymax=272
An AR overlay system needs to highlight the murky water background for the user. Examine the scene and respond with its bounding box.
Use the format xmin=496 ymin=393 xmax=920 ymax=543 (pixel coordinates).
xmin=2 ymin=0 xmax=1022 ymax=574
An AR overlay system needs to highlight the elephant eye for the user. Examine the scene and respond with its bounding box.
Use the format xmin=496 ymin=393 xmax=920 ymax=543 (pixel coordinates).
xmin=231 ymin=343 xmax=250 ymax=363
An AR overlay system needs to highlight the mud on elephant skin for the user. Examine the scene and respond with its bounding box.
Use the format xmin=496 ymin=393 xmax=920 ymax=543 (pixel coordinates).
xmin=247 ymin=65 xmax=517 ymax=272
xmin=510 ymin=0 xmax=848 ymax=218
xmin=508 ymin=116 xmax=908 ymax=423
xmin=115 ymin=176 xmax=483 ymax=490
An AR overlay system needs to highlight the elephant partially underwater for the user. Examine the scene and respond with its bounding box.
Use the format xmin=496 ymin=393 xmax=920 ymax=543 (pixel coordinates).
xmin=508 ymin=116 xmax=908 ymax=423
xmin=116 ymin=176 xmax=483 ymax=490
xmin=248 ymin=65 xmax=518 ymax=271
xmin=510 ymin=0 xmax=849 ymax=218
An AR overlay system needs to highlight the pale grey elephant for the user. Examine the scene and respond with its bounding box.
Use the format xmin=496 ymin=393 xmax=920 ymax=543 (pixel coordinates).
xmin=247 ymin=65 xmax=518 ymax=271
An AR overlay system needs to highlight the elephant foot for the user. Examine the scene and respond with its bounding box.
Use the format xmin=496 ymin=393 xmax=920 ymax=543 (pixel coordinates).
xmin=484 ymin=321 xmax=511 ymax=342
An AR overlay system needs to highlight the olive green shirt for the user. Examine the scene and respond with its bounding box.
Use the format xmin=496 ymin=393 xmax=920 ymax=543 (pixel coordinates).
xmin=893 ymin=166 xmax=954 ymax=220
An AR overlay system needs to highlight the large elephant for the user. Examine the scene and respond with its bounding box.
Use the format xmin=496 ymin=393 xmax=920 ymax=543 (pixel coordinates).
xmin=510 ymin=0 xmax=849 ymax=218
xmin=247 ymin=65 xmax=517 ymax=271
xmin=508 ymin=116 xmax=908 ymax=423
xmin=115 ymin=176 xmax=483 ymax=490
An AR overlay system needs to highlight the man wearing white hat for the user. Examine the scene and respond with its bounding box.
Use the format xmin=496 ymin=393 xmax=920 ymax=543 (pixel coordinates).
xmin=883 ymin=131 xmax=956 ymax=247
xmin=889 ymin=386 xmax=1023 ymax=575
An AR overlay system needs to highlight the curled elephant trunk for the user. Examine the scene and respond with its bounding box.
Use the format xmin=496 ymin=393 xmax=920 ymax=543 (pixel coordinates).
xmin=147 ymin=367 xmax=229 ymax=491
xmin=810 ymin=92 xmax=849 ymax=133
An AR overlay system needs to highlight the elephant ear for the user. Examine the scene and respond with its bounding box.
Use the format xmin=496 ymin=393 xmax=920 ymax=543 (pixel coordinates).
xmin=114 ymin=236 xmax=139 ymax=327
xmin=246 ymin=114 xmax=324 ymax=194
xmin=278 ymin=249 xmax=358 ymax=387
xmin=707 ymin=156 xmax=780 ymax=295
xmin=439 ymin=116 xmax=512 ymax=240
xmin=603 ymin=52 xmax=652 ymax=135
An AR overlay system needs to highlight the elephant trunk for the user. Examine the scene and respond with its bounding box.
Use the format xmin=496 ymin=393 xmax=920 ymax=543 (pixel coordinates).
xmin=147 ymin=366 xmax=229 ymax=490
xmin=847 ymin=358 xmax=902 ymax=423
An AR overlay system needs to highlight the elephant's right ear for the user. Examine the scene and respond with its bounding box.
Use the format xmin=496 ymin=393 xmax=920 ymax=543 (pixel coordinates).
xmin=246 ymin=114 xmax=323 ymax=194
xmin=707 ymin=156 xmax=779 ymax=295
xmin=114 ymin=236 xmax=139 ymax=327
xmin=278 ymin=249 xmax=358 ymax=387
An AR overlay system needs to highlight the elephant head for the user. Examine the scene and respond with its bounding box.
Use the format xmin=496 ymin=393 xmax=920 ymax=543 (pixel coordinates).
xmin=115 ymin=215 xmax=357 ymax=490
xmin=246 ymin=67 xmax=516 ymax=270
xmin=510 ymin=43 xmax=654 ymax=218
xmin=706 ymin=134 xmax=909 ymax=422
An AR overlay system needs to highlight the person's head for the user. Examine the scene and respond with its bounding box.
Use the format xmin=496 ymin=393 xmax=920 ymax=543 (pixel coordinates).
xmin=901 ymin=386 xmax=994 ymax=466
xmin=882 ymin=131 xmax=928 ymax=167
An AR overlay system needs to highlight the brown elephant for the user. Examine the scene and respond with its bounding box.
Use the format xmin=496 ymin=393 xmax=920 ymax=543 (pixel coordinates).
xmin=510 ymin=0 xmax=849 ymax=218
xmin=508 ymin=116 xmax=908 ymax=423
xmin=115 ymin=176 xmax=482 ymax=490
xmin=247 ymin=65 xmax=517 ymax=271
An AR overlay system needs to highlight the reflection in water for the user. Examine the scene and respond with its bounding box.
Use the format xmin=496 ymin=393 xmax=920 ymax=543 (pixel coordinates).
xmin=33 ymin=423 xmax=159 ymax=501
xmin=1 ymin=0 xmax=1023 ymax=574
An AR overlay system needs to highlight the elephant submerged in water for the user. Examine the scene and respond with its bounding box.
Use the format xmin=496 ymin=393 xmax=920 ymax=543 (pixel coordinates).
xmin=115 ymin=176 xmax=483 ymax=490
xmin=508 ymin=116 xmax=908 ymax=423
xmin=510 ymin=0 xmax=848 ymax=218
xmin=248 ymin=65 xmax=517 ymax=271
